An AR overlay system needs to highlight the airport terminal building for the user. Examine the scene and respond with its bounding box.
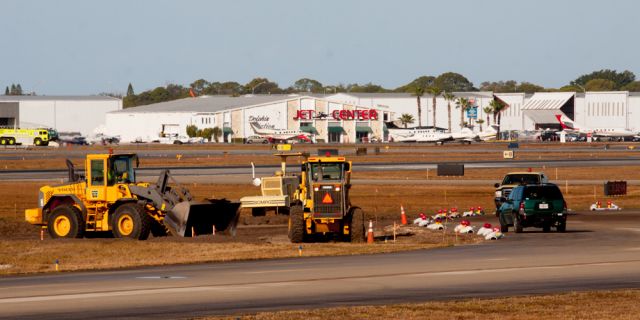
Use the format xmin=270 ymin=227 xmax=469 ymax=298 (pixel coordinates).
xmin=105 ymin=95 xmax=392 ymax=143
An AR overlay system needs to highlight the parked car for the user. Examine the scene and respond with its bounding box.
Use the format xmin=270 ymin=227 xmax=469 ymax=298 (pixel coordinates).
xmin=498 ymin=183 xmax=568 ymax=233
xmin=245 ymin=136 xmax=272 ymax=144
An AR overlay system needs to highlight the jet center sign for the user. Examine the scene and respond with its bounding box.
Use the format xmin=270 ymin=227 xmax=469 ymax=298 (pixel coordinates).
xmin=294 ymin=109 xmax=378 ymax=121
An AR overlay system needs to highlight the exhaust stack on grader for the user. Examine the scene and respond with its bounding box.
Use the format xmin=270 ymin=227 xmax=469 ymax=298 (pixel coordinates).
xmin=25 ymin=153 xmax=240 ymax=239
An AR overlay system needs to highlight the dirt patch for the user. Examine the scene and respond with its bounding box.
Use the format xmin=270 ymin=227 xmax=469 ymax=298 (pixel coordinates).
xmin=212 ymin=289 xmax=640 ymax=320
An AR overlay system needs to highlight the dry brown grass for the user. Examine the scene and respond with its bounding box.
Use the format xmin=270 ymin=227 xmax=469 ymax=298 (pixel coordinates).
xmin=212 ymin=289 xmax=640 ymax=320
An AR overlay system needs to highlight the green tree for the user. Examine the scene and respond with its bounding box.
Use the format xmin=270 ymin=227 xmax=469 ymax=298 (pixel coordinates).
xmin=411 ymin=86 xmax=425 ymax=127
xmin=126 ymin=83 xmax=134 ymax=96
xmin=621 ymin=81 xmax=640 ymax=92
xmin=476 ymin=119 xmax=485 ymax=132
xmin=427 ymin=86 xmax=442 ymax=128
xmin=186 ymin=125 xmax=198 ymax=138
xmin=489 ymin=99 xmax=506 ymax=138
xmin=4 ymin=86 xmax=8 ymax=95
xmin=219 ymin=81 xmax=243 ymax=95
xmin=212 ymin=126 xmax=222 ymax=143
xmin=517 ymin=82 xmax=545 ymax=93
xmin=15 ymin=84 xmax=22 ymax=95
xmin=584 ymin=79 xmax=617 ymax=91
xmin=455 ymin=97 xmax=471 ymax=128
xmin=245 ymin=77 xmax=281 ymax=94
xmin=395 ymin=76 xmax=435 ymax=93
xmin=442 ymin=92 xmax=456 ymax=132
xmin=398 ymin=113 xmax=415 ymax=128
xmin=571 ymin=69 xmax=635 ymax=90
xmin=483 ymin=106 xmax=493 ymax=126
xmin=190 ymin=79 xmax=210 ymax=95
xmin=347 ymin=82 xmax=389 ymax=93
xmin=10 ymin=84 xmax=16 ymax=95
xmin=435 ymin=72 xmax=476 ymax=92
xmin=292 ymin=78 xmax=323 ymax=93
xmin=198 ymin=127 xmax=215 ymax=141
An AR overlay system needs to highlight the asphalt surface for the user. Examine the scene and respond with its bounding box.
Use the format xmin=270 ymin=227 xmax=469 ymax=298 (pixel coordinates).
xmin=2 ymin=210 xmax=640 ymax=319
xmin=1 ymin=158 xmax=639 ymax=184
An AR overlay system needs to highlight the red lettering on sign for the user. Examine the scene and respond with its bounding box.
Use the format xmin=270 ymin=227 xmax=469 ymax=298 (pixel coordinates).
xmin=329 ymin=108 xmax=379 ymax=120
xmin=294 ymin=109 xmax=315 ymax=120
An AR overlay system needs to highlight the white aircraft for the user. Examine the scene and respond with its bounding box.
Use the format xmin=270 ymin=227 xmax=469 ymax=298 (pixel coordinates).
xmin=388 ymin=127 xmax=452 ymax=144
xmin=447 ymin=125 xmax=498 ymax=144
xmin=555 ymin=114 xmax=637 ymax=139
xmin=249 ymin=122 xmax=312 ymax=142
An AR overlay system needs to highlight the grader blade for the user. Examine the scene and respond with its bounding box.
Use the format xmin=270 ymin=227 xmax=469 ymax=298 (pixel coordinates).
xmin=164 ymin=199 xmax=240 ymax=237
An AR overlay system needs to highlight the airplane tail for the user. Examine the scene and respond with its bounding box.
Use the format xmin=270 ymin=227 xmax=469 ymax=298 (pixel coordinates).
xmin=555 ymin=114 xmax=575 ymax=130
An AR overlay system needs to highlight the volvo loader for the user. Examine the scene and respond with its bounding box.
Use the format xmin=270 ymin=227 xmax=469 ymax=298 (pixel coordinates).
xmin=25 ymin=153 xmax=240 ymax=239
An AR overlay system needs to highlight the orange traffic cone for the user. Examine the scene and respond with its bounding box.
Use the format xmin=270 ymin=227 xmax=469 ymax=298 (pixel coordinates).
xmin=367 ymin=220 xmax=374 ymax=244
xmin=400 ymin=205 xmax=408 ymax=225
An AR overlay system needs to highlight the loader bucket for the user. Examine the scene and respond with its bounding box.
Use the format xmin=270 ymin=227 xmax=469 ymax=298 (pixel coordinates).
xmin=163 ymin=199 xmax=241 ymax=237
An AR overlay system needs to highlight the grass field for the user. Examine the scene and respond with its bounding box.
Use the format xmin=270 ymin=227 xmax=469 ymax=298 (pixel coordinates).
xmin=211 ymin=289 xmax=640 ymax=320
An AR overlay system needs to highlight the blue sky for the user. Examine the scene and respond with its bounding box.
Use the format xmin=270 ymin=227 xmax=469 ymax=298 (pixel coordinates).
xmin=1 ymin=0 xmax=638 ymax=95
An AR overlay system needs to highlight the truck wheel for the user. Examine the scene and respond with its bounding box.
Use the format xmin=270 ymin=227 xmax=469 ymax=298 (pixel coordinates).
xmin=349 ymin=207 xmax=365 ymax=243
xmin=500 ymin=224 xmax=508 ymax=232
xmin=557 ymin=219 xmax=567 ymax=232
xmin=0 ymin=138 xmax=6 ymax=145
xmin=251 ymin=207 xmax=267 ymax=217
xmin=112 ymin=203 xmax=151 ymax=240
xmin=8 ymin=138 xmax=15 ymax=145
xmin=288 ymin=205 xmax=305 ymax=243
xmin=513 ymin=213 xmax=523 ymax=233
xmin=48 ymin=205 xmax=85 ymax=239
xmin=34 ymin=138 xmax=42 ymax=146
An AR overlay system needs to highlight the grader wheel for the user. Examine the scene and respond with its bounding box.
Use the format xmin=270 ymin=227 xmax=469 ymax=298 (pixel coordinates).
xmin=47 ymin=205 xmax=85 ymax=239
xmin=288 ymin=205 xmax=305 ymax=243
xmin=349 ymin=207 xmax=365 ymax=243
xmin=112 ymin=203 xmax=151 ymax=240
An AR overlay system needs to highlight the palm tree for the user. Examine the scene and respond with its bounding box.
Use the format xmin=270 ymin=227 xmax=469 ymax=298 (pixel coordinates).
xmin=483 ymin=106 xmax=493 ymax=126
xmin=442 ymin=92 xmax=456 ymax=133
xmin=476 ymin=119 xmax=485 ymax=132
xmin=398 ymin=113 xmax=415 ymax=128
xmin=427 ymin=86 xmax=442 ymax=128
xmin=455 ymin=97 xmax=471 ymax=129
xmin=489 ymin=99 xmax=507 ymax=138
xmin=411 ymin=86 xmax=425 ymax=127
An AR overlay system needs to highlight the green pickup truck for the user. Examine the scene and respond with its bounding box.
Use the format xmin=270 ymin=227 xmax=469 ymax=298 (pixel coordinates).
xmin=494 ymin=171 xmax=549 ymax=210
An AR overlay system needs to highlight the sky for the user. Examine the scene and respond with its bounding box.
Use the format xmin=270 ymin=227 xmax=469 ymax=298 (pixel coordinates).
xmin=1 ymin=0 xmax=639 ymax=95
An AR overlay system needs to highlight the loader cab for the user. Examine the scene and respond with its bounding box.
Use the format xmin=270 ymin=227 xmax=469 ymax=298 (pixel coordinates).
xmin=302 ymin=156 xmax=352 ymax=219
xmin=86 ymin=154 xmax=138 ymax=201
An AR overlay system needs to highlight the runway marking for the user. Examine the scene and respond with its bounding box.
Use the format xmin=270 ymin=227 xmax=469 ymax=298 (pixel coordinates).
xmin=485 ymin=258 xmax=508 ymax=261
xmin=3 ymin=260 xmax=640 ymax=305
xmin=244 ymin=269 xmax=308 ymax=274
xmin=616 ymin=228 xmax=640 ymax=233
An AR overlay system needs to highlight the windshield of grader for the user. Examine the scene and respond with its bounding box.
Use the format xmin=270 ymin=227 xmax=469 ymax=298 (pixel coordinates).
xmin=309 ymin=162 xmax=345 ymax=182
xmin=108 ymin=156 xmax=136 ymax=185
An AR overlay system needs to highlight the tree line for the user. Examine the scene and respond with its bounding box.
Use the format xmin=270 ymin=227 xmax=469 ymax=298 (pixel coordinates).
xmin=121 ymin=69 xmax=640 ymax=108
xmin=3 ymin=84 xmax=25 ymax=95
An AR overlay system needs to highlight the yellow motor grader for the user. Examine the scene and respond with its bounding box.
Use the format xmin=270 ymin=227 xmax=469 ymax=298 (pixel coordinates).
xmin=25 ymin=153 xmax=240 ymax=239
xmin=240 ymin=148 xmax=365 ymax=243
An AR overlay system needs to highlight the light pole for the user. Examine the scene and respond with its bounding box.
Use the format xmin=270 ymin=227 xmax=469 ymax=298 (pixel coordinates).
xmin=251 ymin=81 xmax=267 ymax=95
xmin=575 ymin=83 xmax=586 ymax=93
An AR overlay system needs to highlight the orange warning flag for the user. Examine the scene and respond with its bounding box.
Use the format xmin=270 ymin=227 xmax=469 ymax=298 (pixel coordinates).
xmin=189 ymin=88 xmax=196 ymax=98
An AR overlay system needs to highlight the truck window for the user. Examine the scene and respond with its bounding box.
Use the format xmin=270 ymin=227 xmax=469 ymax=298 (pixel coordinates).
xmin=523 ymin=186 xmax=562 ymax=200
xmin=503 ymin=174 xmax=540 ymax=185
xmin=310 ymin=162 xmax=344 ymax=181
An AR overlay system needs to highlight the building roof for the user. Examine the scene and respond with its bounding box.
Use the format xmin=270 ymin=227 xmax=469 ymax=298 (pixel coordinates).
xmin=112 ymin=94 xmax=302 ymax=113
xmin=331 ymin=91 xmax=494 ymax=99
xmin=521 ymin=92 xmax=575 ymax=110
xmin=0 ymin=95 xmax=121 ymax=102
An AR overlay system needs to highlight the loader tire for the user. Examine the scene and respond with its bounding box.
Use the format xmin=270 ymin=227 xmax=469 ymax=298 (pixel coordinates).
xmin=349 ymin=207 xmax=365 ymax=243
xmin=150 ymin=220 xmax=169 ymax=237
xmin=288 ymin=205 xmax=305 ymax=243
xmin=34 ymin=138 xmax=42 ymax=146
xmin=48 ymin=205 xmax=85 ymax=239
xmin=112 ymin=203 xmax=151 ymax=240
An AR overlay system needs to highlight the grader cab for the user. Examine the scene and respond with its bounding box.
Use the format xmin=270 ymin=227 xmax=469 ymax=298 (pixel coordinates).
xmin=288 ymin=153 xmax=365 ymax=243
xmin=25 ymin=153 xmax=240 ymax=239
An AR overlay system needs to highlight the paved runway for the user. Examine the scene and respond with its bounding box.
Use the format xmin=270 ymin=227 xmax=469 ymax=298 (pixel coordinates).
xmin=2 ymin=211 xmax=640 ymax=319
xmin=1 ymin=158 xmax=639 ymax=184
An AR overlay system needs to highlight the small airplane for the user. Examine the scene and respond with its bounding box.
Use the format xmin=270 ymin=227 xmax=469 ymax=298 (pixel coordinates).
xmin=387 ymin=126 xmax=452 ymax=144
xmin=555 ymin=114 xmax=637 ymax=139
xmin=249 ymin=122 xmax=312 ymax=142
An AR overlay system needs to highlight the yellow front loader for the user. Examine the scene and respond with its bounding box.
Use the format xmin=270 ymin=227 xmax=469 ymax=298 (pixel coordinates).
xmin=25 ymin=153 xmax=239 ymax=239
